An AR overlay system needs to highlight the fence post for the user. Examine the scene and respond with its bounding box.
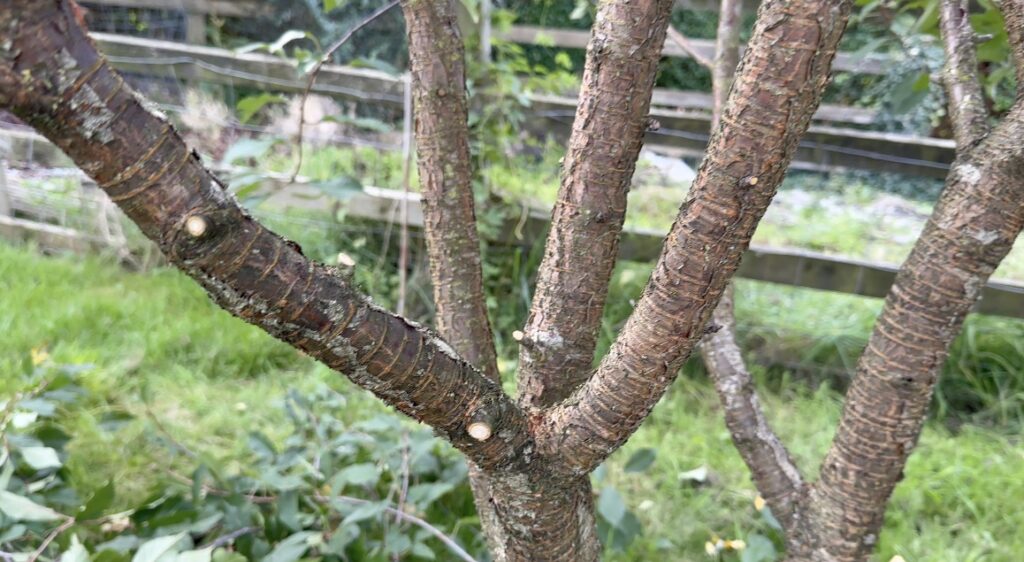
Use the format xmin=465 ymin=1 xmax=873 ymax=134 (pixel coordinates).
xmin=0 ymin=139 xmax=11 ymax=218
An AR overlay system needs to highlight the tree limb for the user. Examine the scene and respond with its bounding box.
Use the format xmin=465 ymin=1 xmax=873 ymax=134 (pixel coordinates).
xmin=0 ymin=0 xmax=530 ymax=473
xmin=540 ymin=0 xmax=855 ymax=476
xmin=668 ymin=26 xmax=714 ymax=69
xmin=517 ymin=0 xmax=676 ymax=410
xmin=699 ymin=0 xmax=806 ymax=533
xmin=939 ymin=0 xmax=990 ymax=148
xmin=804 ymin=100 xmax=1024 ymax=562
xmin=999 ymin=0 xmax=1024 ymax=91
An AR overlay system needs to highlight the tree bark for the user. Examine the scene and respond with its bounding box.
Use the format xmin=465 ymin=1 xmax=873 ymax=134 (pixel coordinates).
xmin=517 ymin=0 xmax=675 ymax=410
xmin=0 ymin=0 xmax=534 ymax=534
xmin=699 ymin=0 xmax=807 ymax=538
xmin=399 ymin=2 xmax=599 ymax=558
xmin=540 ymin=0 xmax=854 ymax=476
xmin=797 ymin=3 xmax=1024 ymax=557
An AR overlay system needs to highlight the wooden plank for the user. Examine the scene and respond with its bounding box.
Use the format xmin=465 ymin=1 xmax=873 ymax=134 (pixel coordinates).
xmin=185 ymin=12 xmax=207 ymax=45
xmin=0 ymin=215 xmax=102 ymax=252
xmin=651 ymin=88 xmax=879 ymax=126
xmin=499 ymin=25 xmax=890 ymax=75
xmin=262 ymin=185 xmax=1024 ymax=319
xmin=91 ymin=33 xmax=406 ymax=106
xmin=529 ymin=94 xmax=954 ymax=178
xmin=81 ymin=0 xmax=264 ymax=17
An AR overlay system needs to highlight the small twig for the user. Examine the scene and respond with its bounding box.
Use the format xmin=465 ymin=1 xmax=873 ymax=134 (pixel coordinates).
xmin=142 ymin=402 xmax=199 ymax=459
xmin=27 ymin=517 xmax=75 ymax=562
xmin=667 ymin=26 xmax=713 ymax=69
xmin=396 ymin=431 xmax=411 ymax=525
xmin=397 ymin=73 xmax=414 ymax=316
xmin=290 ymin=0 xmax=401 ymax=182
xmin=327 ymin=495 xmax=477 ymax=562
xmin=201 ymin=526 xmax=258 ymax=549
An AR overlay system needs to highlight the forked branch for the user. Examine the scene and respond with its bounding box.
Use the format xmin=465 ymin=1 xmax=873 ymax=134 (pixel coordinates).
xmin=0 ymin=0 xmax=529 ymax=473
xmin=540 ymin=0 xmax=855 ymax=475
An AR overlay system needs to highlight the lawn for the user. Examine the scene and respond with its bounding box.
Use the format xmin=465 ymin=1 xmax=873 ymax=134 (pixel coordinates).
xmin=2 ymin=241 xmax=1023 ymax=561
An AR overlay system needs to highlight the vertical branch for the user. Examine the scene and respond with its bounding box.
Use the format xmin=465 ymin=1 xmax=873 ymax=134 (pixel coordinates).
xmin=801 ymin=9 xmax=1024 ymax=558
xmin=518 ymin=0 xmax=676 ymax=410
xmin=541 ymin=0 xmax=855 ymax=476
xmin=1000 ymin=0 xmax=1024 ymax=90
xmin=397 ymin=73 xmax=413 ymax=316
xmin=939 ymin=0 xmax=990 ymax=147
xmin=699 ymin=0 xmax=806 ymax=534
xmin=399 ymin=0 xmax=499 ymax=381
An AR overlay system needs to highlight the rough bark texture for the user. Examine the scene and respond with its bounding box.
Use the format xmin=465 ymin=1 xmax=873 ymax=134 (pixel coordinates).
xmin=399 ymin=2 xmax=598 ymax=559
xmin=699 ymin=0 xmax=807 ymax=538
xmin=798 ymin=9 xmax=1024 ymax=559
xmin=540 ymin=0 xmax=854 ymax=475
xmin=1001 ymin=0 xmax=1024 ymax=88
xmin=940 ymin=0 xmax=990 ymax=147
xmin=401 ymin=0 xmax=499 ymax=383
xmin=517 ymin=0 xmax=675 ymax=410
xmin=0 ymin=0 xmax=532 ymax=488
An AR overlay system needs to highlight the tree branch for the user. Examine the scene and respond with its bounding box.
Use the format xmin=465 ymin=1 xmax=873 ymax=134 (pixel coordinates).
xmin=517 ymin=0 xmax=676 ymax=410
xmin=668 ymin=26 xmax=713 ymax=69
xmin=0 ymin=0 xmax=530 ymax=473
xmin=805 ymin=101 xmax=1024 ymax=562
xmin=400 ymin=0 xmax=499 ymax=382
xmin=998 ymin=0 xmax=1024 ymax=91
xmin=939 ymin=0 xmax=990 ymax=147
xmin=540 ymin=0 xmax=855 ymax=476
xmin=699 ymin=0 xmax=806 ymax=533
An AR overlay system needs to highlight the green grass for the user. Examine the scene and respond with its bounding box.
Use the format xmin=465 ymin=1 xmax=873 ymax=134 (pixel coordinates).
xmin=3 ymin=241 xmax=1024 ymax=561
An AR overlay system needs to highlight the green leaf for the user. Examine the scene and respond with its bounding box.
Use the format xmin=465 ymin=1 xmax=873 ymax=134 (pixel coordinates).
xmin=211 ymin=550 xmax=246 ymax=562
xmin=623 ymin=448 xmax=656 ymax=473
xmin=597 ymin=487 xmax=625 ymax=526
xmin=340 ymin=501 xmax=387 ymax=526
xmin=262 ymin=532 xmax=318 ymax=562
xmin=741 ymin=534 xmax=777 ymax=562
xmin=79 ymin=480 xmax=115 ymax=520
xmin=0 ymin=459 xmax=14 ymax=490
xmin=0 ymin=524 xmax=27 ymax=543
xmin=678 ymin=465 xmax=709 ymax=485
xmin=411 ymin=541 xmax=435 ymax=560
xmin=307 ymin=177 xmax=363 ymax=201
xmin=0 ymin=490 xmax=64 ymax=521
xmin=331 ymin=463 xmax=379 ymax=489
xmin=269 ymin=30 xmax=311 ymax=55
xmin=222 ymin=138 xmax=279 ymax=167
xmin=62 ymin=535 xmax=91 ymax=562
xmin=236 ymin=94 xmax=286 ymax=124
xmin=570 ymin=0 xmax=588 ymax=20
xmin=131 ymin=533 xmax=186 ymax=562
xmin=175 ymin=548 xmax=213 ymax=562
xmin=11 ymin=411 xmax=38 ymax=428
xmin=320 ymin=114 xmax=393 ymax=133
xmin=405 ymin=483 xmax=454 ymax=507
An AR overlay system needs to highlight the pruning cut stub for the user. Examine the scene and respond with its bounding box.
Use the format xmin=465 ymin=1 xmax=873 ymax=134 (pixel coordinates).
xmin=184 ymin=215 xmax=208 ymax=238
xmin=742 ymin=175 xmax=759 ymax=187
xmin=468 ymin=421 xmax=492 ymax=441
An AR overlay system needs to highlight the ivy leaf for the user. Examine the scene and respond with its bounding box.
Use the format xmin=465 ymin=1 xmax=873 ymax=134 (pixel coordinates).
xmin=0 ymin=490 xmax=65 ymax=522
xmin=623 ymin=448 xmax=656 ymax=473
xmin=79 ymin=480 xmax=116 ymax=520
xmin=597 ymin=487 xmax=626 ymax=527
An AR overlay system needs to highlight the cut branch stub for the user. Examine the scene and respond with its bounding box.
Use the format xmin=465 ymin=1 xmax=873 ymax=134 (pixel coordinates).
xmin=0 ymin=0 xmax=531 ymax=473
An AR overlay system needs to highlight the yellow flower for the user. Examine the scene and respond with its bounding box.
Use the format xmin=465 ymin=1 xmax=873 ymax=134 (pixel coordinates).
xmin=30 ymin=346 xmax=49 ymax=366
xmin=889 ymin=556 xmax=907 ymax=562
xmin=754 ymin=495 xmax=766 ymax=511
xmin=725 ymin=539 xmax=746 ymax=551
xmin=704 ymin=541 xmax=718 ymax=556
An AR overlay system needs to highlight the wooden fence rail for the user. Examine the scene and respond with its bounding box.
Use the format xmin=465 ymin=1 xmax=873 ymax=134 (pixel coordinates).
xmin=83 ymin=32 xmax=949 ymax=178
